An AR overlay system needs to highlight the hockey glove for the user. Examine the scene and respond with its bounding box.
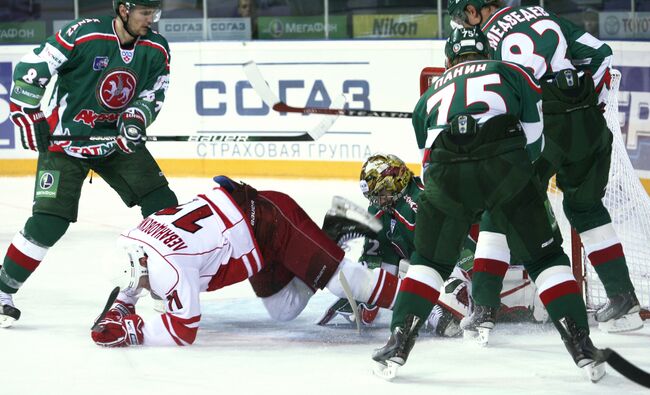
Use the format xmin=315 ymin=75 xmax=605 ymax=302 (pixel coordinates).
xmin=10 ymin=103 xmax=50 ymax=152
xmin=91 ymin=313 xmax=144 ymax=347
xmin=115 ymin=109 xmax=146 ymax=154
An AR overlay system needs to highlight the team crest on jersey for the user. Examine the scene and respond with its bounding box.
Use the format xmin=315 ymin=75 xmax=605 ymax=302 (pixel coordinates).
xmin=120 ymin=48 xmax=135 ymax=64
xmin=97 ymin=68 xmax=137 ymax=110
xmin=93 ymin=56 xmax=109 ymax=71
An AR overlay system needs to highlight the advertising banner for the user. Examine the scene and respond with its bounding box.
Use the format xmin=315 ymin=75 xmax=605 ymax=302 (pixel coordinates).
xmin=352 ymin=14 xmax=436 ymax=39
xmin=257 ymin=16 xmax=347 ymax=39
xmin=0 ymin=22 xmax=46 ymax=44
xmin=159 ymin=18 xmax=252 ymax=42
xmin=600 ymin=12 xmax=650 ymax=40
xmin=0 ymin=40 xmax=648 ymax=185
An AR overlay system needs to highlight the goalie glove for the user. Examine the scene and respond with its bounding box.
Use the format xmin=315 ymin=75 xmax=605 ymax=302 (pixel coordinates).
xmin=115 ymin=109 xmax=146 ymax=154
xmin=91 ymin=313 xmax=144 ymax=347
xmin=10 ymin=103 xmax=50 ymax=152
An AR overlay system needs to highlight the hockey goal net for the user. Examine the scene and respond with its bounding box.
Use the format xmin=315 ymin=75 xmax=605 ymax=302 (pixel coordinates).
xmin=420 ymin=66 xmax=650 ymax=319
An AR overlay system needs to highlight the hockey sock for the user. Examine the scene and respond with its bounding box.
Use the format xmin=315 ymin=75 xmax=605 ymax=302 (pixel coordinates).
xmin=472 ymin=231 xmax=510 ymax=308
xmin=367 ymin=268 xmax=400 ymax=309
xmin=534 ymin=265 xmax=588 ymax=329
xmin=580 ymin=223 xmax=635 ymax=297
xmin=390 ymin=264 xmax=443 ymax=331
xmin=0 ymin=214 xmax=69 ymax=294
xmin=140 ymin=185 xmax=178 ymax=218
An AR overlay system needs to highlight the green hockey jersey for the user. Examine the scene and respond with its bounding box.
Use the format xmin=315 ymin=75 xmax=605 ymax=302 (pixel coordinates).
xmin=481 ymin=5 xmax=612 ymax=93
xmin=412 ymin=60 xmax=544 ymax=160
xmin=360 ymin=177 xmax=476 ymax=272
xmin=10 ymin=16 xmax=170 ymax=158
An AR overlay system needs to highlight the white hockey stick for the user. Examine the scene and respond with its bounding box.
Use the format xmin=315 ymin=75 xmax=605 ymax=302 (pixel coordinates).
xmin=338 ymin=271 xmax=361 ymax=333
xmin=243 ymin=61 xmax=412 ymax=119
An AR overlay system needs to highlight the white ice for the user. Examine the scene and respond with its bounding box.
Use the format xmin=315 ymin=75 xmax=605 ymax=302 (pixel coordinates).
xmin=1 ymin=176 xmax=649 ymax=395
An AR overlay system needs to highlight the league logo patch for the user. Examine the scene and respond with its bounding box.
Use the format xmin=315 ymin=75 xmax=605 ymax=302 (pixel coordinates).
xmin=96 ymin=68 xmax=137 ymax=110
xmin=120 ymin=49 xmax=134 ymax=64
xmin=35 ymin=170 xmax=60 ymax=198
xmin=0 ymin=62 xmax=15 ymax=149
xmin=93 ymin=56 xmax=109 ymax=71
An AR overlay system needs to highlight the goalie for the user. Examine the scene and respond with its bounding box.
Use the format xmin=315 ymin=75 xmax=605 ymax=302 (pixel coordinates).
xmin=91 ymin=176 xmax=401 ymax=347
xmin=317 ymin=153 xmax=547 ymax=337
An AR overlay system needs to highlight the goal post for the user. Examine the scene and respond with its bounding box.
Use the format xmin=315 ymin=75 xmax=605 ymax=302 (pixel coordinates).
xmin=419 ymin=66 xmax=650 ymax=319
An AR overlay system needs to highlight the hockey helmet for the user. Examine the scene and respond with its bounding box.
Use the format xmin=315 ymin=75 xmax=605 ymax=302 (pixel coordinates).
xmin=110 ymin=238 xmax=150 ymax=294
xmin=360 ymin=153 xmax=413 ymax=210
xmin=114 ymin=0 xmax=162 ymax=22
xmin=445 ymin=26 xmax=489 ymax=65
xmin=448 ymin=0 xmax=491 ymax=25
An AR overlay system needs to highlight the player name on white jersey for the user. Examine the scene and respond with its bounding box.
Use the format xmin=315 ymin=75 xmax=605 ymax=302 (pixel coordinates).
xmin=136 ymin=217 xmax=188 ymax=251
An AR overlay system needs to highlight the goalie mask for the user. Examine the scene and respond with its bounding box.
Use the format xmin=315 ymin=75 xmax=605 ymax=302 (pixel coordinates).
xmin=360 ymin=154 xmax=413 ymax=210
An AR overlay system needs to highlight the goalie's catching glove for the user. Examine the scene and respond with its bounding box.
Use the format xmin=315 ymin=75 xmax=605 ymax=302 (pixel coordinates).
xmin=10 ymin=103 xmax=50 ymax=152
xmin=115 ymin=109 xmax=146 ymax=154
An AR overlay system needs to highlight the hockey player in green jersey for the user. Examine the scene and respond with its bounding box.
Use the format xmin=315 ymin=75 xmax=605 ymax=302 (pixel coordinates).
xmin=0 ymin=0 xmax=178 ymax=328
xmin=318 ymin=153 xmax=544 ymax=337
xmin=372 ymin=27 xmax=605 ymax=381
xmin=448 ymin=0 xmax=642 ymax=334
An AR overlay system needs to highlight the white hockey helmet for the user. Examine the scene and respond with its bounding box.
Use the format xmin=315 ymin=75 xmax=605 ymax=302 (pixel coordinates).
xmin=111 ymin=239 xmax=149 ymax=293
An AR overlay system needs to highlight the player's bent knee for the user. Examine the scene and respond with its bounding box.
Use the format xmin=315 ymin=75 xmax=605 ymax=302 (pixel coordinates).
xmin=139 ymin=185 xmax=178 ymax=218
xmin=261 ymin=277 xmax=314 ymax=321
xmin=24 ymin=213 xmax=70 ymax=247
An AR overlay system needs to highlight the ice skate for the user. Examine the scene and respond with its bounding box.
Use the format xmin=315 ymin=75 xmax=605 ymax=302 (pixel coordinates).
xmin=0 ymin=290 xmax=21 ymax=328
xmin=425 ymin=305 xmax=462 ymax=337
xmin=460 ymin=304 xmax=496 ymax=346
xmin=317 ymin=298 xmax=354 ymax=325
xmin=372 ymin=315 xmax=422 ymax=380
xmin=595 ymin=291 xmax=643 ymax=333
xmin=555 ymin=317 xmax=607 ymax=382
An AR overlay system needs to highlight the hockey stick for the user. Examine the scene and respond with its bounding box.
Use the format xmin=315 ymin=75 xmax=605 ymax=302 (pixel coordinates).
xmin=599 ymin=348 xmax=650 ymax=388
xmin=91 ymin=286 xmax=120 ymax=333
xmin=338 ymin=271 xmax=362 ymax=333
xmin=243 ymin=61 xmax=413 ymax=119
xmin=51 ymin=133 xmax=312 ymax=143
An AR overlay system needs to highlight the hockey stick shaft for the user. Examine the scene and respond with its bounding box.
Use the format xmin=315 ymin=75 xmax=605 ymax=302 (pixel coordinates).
xmin=91 ymin=286 xmax=121 ymax=333
xmin=338 ymin=271 xmax=361 ymax=333
xmin=50 ymin=133 xmax=315 ymax=143
xmin=243 ymin=61 xmax=412 ymax=119
xmin=601 ymin=348 xmax=650 ymax=388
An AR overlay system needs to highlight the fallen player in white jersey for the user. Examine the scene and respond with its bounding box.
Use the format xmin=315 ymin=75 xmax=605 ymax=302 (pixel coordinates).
xmin=91 ymin=176 xmax=401 ymax=347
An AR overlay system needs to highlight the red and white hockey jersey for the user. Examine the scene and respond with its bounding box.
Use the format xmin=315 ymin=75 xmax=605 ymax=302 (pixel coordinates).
xmin=118 ymin=186 xmax=263 ymax=346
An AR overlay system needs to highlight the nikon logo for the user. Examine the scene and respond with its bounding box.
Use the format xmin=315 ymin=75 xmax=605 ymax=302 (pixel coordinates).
xmin=373 ymin=18 xmax=417 ymax=36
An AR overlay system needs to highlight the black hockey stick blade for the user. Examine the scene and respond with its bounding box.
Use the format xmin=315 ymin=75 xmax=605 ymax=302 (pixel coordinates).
xmin=91 ymin=286 xmax=120 ymax=333
xmin=50 ymin=133 xmax=315 ymax=143
xmin=600 ymin=347 xmax=650 ymax=388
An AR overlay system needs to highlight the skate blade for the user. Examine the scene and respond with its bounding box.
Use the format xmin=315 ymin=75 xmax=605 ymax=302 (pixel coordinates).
xmin=463 ymin=327 xmax=490 ymax=346
xmin=373 ymin=361 xmax=400 ymax=381
xmin=0 ymin=315 xmax=17 ymax=328
xmin=583 ymin=360 xmax=606 ymax=383
xmin=598 ymin=313 xmax=643 ymax=333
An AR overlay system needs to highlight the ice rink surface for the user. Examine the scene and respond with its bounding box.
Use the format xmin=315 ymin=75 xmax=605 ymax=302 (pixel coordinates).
xmin=1 ymin=176 xmax=649 ymax=395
